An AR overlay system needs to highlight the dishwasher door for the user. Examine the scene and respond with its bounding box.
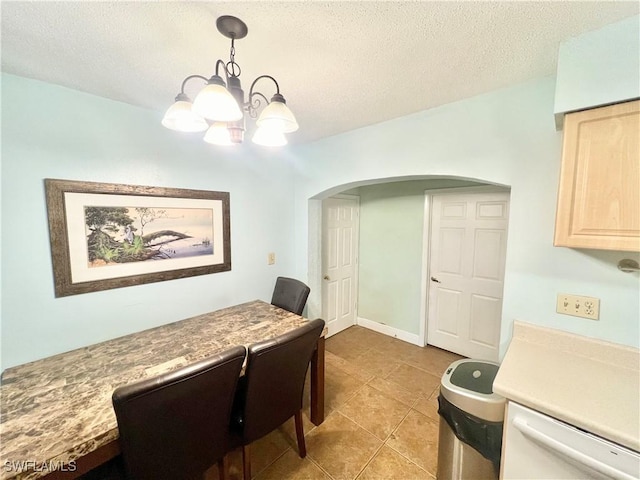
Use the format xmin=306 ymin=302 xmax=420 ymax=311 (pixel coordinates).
xmin=501 ymin=402 xmax=640 ymax=480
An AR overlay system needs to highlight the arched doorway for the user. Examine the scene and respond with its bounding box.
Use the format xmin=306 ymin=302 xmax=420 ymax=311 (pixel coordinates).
xmin=308 ymin=176 xmax=510 ymax=360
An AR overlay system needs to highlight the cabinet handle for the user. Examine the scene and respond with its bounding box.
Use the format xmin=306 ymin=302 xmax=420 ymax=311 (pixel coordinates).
xmin=618 ymin=259 xmax=640 ymax=273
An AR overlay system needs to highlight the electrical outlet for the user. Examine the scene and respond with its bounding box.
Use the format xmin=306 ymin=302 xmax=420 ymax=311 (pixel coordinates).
xmin=268 ymin=252 xmax=276 ymax=265
xmin=556 ymin=293 xmax=600 ymax=320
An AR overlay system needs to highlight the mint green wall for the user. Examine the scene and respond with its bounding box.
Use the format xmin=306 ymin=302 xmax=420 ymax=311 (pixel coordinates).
xmin=3 ymin=23 xmax=639 ymax=372
xmin=554 ymin=15 xmax=640 ymax=122
xmin=0 ymin=73 xmax=297 ymax=371
xmin=356 ymin=180 xmax=482 ymax=335
xmin=292 ymin=76 xmax=640 ymax=357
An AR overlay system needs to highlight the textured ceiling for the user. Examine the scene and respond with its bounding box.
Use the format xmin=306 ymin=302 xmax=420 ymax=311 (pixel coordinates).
xmin=1 ymin=2 xmax=638 ymax=144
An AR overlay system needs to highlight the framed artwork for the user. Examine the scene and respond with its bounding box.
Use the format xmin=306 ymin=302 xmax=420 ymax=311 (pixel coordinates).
xmin=45 ymin=179 xmax=231 ymax=297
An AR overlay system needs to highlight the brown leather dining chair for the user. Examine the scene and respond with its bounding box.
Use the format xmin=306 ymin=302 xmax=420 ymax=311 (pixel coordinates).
xmin=270 ymin=276 xmax=311 ymax=315
xmin=111 ymin=346 xmax=246 ymax=480
xmin=230 ymin=318 xmax=325 ymax=480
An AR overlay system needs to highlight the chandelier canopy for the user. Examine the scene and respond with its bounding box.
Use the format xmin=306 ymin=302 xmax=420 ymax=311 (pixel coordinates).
xmin=162 ymin=15 xmax=298 ymax=147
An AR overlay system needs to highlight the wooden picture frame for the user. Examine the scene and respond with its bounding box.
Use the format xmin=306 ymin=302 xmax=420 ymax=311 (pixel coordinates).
xmin=45 ymin=179 xmax=231 ymax=297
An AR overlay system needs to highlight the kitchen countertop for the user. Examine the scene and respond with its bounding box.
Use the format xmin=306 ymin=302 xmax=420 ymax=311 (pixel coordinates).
xmin=493 ymin=320 xmax=640 ymax=452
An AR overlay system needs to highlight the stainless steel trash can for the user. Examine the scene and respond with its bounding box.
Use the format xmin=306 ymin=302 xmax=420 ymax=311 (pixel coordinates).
xmin=437 ymin=359 xmax=505 ymax=480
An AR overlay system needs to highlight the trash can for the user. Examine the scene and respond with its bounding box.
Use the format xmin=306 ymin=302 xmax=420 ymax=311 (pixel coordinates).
xmin=436 ymin=359 xmax=505 ymax=480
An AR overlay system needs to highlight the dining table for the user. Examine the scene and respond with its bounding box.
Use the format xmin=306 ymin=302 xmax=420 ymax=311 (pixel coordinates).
xmin=0 ymin=300 xmax=326 ymax=480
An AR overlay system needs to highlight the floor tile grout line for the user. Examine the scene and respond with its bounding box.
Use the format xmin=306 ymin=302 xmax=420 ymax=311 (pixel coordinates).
xmin=335 ymin=376 xmax=370 ymax=407
xmin=313 ymin=326 xmax=462 ymax=480
xmin=400 ymin=359 xmax=449 ymax=379
xmin=384 ymin=406 xmax=440 ymax=477
xmin=364 ymin=377 xmax=417 ymax=409
xmin=377 ymin=404 xmax=433 ymax=478
xmin=352 ymin=440 xmax=387 ymax=480
xmin=305 ymin=410 xmax=380 ymax=480
xmin=334 ymin=383 xmax=421 ymax=445
xmin=336 ymin=401 xmax=409 ymax=446
xmin=306 ymin=453 xmax=336 ymax=480
xmin=308 ymin=372 xmax=410 ymax=479
xmin=383 ymin=440 xmax=435 ymax=480
xmin=251 ymin=444 xmax=292 ymax=480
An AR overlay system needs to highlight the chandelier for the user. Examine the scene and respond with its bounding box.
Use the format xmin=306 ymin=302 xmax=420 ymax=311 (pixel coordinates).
xmin=162 ymin=15 xmax=298 ymax=147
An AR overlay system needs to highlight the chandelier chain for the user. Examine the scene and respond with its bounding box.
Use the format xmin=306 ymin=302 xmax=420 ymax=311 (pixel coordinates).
xmin=226 ymin=37 xmax=241 ymax=79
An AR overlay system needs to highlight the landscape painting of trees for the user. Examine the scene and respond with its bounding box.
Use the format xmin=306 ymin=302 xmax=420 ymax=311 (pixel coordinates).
xmin=84 ymin=206 xmax=214 ymax=267
xmin=45 ymin=179 xmax=231 ymax=297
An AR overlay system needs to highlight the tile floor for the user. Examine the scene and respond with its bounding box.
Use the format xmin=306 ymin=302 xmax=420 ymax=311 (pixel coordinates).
xmin=209 ymin=325 xmax=463 ymax=480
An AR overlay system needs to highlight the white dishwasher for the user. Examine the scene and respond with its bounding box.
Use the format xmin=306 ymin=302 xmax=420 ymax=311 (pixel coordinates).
xmin=501 ymin=402 xmax=640 ymax=480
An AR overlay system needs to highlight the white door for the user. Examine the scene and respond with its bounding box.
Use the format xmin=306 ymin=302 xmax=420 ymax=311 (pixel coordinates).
xmin=322 ymin=196 xmax=359 ymax=337
xmin=427 ymin=192 xmax=509 ymax=361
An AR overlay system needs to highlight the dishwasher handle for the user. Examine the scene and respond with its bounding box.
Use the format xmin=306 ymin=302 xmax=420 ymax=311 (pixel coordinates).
xmin=513 ymin=416 xmax=636 ymax=480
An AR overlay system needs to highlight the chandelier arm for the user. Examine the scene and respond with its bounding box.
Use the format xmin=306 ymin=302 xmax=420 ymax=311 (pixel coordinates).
xmin=247 ymin=75 xmax=282 ymax=115
xmin=180 ymin=74 xmax=209 ymax=94
xmin=214 ymin=59 xmax=231 ymax=83
xmin=248 ymin=75 xmax=281 ymax=97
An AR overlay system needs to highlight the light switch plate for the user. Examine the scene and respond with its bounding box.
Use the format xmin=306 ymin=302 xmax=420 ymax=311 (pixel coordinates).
xmin=268 ymin=252 xmax=276 ymax=265
xmin=556 ymin=293 xmax=600 ymax=320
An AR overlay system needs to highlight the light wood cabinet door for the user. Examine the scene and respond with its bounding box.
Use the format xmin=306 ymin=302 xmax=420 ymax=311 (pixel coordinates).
xmin=554 ymin=100 xmax=640 ymax=252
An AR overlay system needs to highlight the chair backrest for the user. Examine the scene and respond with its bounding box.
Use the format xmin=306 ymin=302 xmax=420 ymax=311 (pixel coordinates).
xmin=112 ymin=346 xmax=246 ymax=480
xmin=239 ymin=319 xmax=325 ymax=444
xmin=270 ymin=276 xmax=310 ymax=315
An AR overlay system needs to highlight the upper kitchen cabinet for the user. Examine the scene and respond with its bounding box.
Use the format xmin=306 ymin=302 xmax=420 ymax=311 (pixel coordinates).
xmin=553 ymin=16 xmax=640 ymax=251
xmin=554 ymin=100 xmax=640 ymax=251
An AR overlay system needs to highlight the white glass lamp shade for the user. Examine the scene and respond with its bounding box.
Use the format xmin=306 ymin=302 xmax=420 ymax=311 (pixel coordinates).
xmin=203 ymin=122 xmax=235 ymax=146
xmin=192 ymin=81 xmax=243 ymax=122
xmin=162 ymin=100 xmax=208 ymax=132
xmin=252 ymin=126 xmax=287 ymax=147
xmin=256 ymin=97 xmax=299 ymax=133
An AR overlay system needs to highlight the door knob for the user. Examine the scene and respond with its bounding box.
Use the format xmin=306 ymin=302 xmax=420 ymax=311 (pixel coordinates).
xmin=323 ymin=275 xmax=330 ymax=280
xmin=430 ymin=276 xmax=441 ymax=283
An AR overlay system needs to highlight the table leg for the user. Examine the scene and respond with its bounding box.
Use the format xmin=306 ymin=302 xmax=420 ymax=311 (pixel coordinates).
xmin=310 ymin=336 xmax=325 ymax=425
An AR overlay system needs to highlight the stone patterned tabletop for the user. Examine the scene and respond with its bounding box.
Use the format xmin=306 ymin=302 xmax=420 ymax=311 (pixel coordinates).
xmin=0 ymin=300 xmax=314 ymax=480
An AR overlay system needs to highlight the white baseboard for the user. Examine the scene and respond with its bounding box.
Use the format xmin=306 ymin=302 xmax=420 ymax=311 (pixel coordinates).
xmin=356 ymin=317 xmax=423 ymax=347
